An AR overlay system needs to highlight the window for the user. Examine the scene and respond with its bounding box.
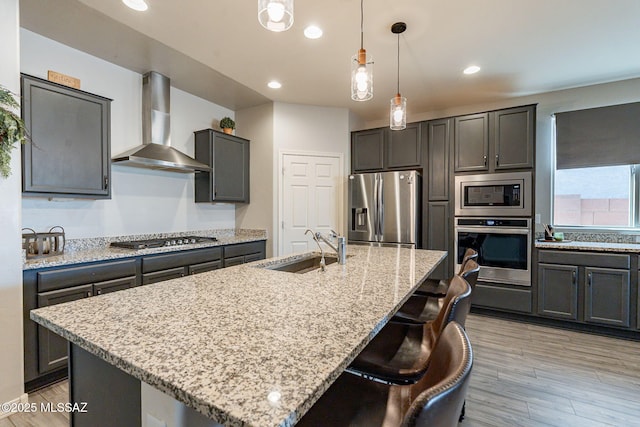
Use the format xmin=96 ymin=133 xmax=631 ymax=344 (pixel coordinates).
xmin=554 ymin=165 xmax=633 ymax=227
xmin=553 ymin=102 xmax=640 ymax=229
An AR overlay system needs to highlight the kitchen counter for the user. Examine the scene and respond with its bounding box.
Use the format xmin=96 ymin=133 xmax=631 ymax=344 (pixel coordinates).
xmin=23 ymin=229 xmax=267 ymax=270
xmin=535 ymin=239 xmax=640 ymax=253
xmin=30 ymin=246 xmax=446 ymax=427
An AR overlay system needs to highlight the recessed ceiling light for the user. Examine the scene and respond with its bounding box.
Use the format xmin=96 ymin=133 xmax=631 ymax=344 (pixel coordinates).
xmin=268 ymin=81 xmax=282 ymax=89
xmin=304 ymin=25 xmax=323 ymax=39
xmin=123 ymin=0 xmax=148 ymax=11
xmin=463 ymin=65 xmax=481 ymax=75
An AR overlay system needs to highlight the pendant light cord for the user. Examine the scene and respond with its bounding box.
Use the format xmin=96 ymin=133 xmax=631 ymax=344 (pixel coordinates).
xmin=360 ymin=0 xmax=364 ymax=49
xmin=396 ymin=33 xmax=400 ymax=94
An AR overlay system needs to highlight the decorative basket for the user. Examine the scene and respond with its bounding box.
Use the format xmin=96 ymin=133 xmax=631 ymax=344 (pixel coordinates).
xmin=22 ymin=226 xmax=66 ymax=259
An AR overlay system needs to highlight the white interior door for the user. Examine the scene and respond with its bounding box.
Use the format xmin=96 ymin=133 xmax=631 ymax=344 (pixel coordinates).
xmin=281 ymin=153 xmax=342 ymax=255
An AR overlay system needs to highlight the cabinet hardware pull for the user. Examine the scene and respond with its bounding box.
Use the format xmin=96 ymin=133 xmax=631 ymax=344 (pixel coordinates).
xmin=103 ymin=175 xmax=109 ymax=190
xmin=572 ymin=270 xmax=576 ymax=284
xmin=87 ymin=291 xmax=92 ymax=297
xmin=496 ymin=154 xmax=499 ymax=166
xmin=483 ymin=155 xmax=487 ymax=167
xmin=97 ymin=290 xmax=101 ymax=295
xmin=588 ymin=272 xmax=592 ymax=287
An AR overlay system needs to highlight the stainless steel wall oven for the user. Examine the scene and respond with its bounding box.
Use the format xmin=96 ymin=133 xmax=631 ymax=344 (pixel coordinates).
xmin=455 ymin=217 xmax=532 ymax=286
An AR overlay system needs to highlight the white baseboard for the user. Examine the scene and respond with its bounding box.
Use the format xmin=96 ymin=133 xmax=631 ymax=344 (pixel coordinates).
xmin=0 ymin=393 xmax=29 ymax=419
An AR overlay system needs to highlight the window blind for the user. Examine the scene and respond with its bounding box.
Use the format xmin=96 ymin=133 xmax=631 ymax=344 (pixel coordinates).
xmin=555 ymin=102 xmax=640 ymax=169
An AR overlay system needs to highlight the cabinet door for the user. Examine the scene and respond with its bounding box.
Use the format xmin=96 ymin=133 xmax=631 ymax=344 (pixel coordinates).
xmin=387 ymin=123 xmax=421 ymax=169
xmin=37 ymin=284 xmax=93 ymax=374
xmin=214 ymin=133 xmax=250 ymax=202
xmin=94 ymin=276 xmax=136 ymax=296
xmin=188 ymin=260 xmax=222 ymax=275
xmin=426 ymin=119 xmax=451 ymax=201
xmin=584 ymin=267 xmax=630 ymax=327
xmin=537 ymin=264 xmax=578 ymax=320
xmin=493 ymin=106 xmax=534 ymax=170
xmin=21 ymin=74 xmax=111 ymax=198
xmin=426 ymin=202 xmax=450 ymax=280
xmin=142 ymin=267 xmax=186 ymax=285
xmin=454 ymin=113 xmax=489 ymax=172
xmin=351 ymin=129 xmax=384 ymax=171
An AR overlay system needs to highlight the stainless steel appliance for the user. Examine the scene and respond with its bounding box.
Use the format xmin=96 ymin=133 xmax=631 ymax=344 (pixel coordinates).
xmin=110 ymin=236 xmax=217 ymax=249
xmin=454 ymin=217 xmax=532 ymax=286
xmin=348 ymin=170 xmax=421 ymax=246
xmin=454 ymin=171 xmax=532 ymax=217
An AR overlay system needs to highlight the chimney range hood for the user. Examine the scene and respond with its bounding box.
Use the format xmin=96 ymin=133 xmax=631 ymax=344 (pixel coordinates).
xmin=111 ymin=71 xmax=211 ymax=173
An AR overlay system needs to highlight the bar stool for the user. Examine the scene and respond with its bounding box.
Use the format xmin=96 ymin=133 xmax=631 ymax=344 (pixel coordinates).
xmin=393 ymin=259 xmax=480 ymax=325
xmin=346 ymin=275 xmax=472 ymax=384
xmin=414 ymin=248 xmax=478 ymax=297
xmin=297 ymin=321 xmax=473 ymax=427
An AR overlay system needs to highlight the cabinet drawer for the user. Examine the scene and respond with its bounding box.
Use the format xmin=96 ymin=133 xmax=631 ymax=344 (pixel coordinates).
xmin=188 ymin=260 xmax=222 ymax=275
xmin=37 ymin=259 xmax=137 ymax=292
xmin=142 ymin=247 xmax=222 ymax=273
xmin=538 ymin=250 xmax=630 ymax=269
xmin=244 ymin=252 xmax=265 ymax=263
xmin=94 ymin=276 xmax=137 ymax=295
xmin=142 ymin=268 xmax=185 ymax=285
xmin=223 ymin=241 xmax=265 ymax=259
xmin=224 ymin=256 xmax=245 ymax=267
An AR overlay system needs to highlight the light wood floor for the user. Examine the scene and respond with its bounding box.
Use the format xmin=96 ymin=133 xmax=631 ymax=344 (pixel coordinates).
xmin=3 ymin=314 xmax=639 ymax=426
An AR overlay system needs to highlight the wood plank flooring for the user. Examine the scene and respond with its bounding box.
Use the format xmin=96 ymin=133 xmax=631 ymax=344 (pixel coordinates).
xmin=3 ymin=314 xmax=639 ymax=426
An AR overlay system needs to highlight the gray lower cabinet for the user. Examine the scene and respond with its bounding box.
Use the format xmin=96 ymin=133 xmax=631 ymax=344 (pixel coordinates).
xmin=194 ymin=129 xmax=250 ymax=203
xmin=21 ymin=73 xmax=111 ymax=198
xmin=537 ymin=250 xmax=632 ymax=329
xmin=584 ymin=267 xmax=630 ymax=327
xmin=142 ymin=247 xmax=222 ymax=284
xmin=223 ymin=241 xmax=267 ymax=267
xmin=426 ymin=202 xmax=449 ymax=280
xmin=37 ymin=284 xmax=94 ymax=374
xmin=537 ymin=264 xmax=578 ymax=320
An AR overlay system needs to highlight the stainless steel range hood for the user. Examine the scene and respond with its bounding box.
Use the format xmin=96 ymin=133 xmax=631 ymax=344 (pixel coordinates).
xmin=111 ymin=71 xmax=210 ymax=173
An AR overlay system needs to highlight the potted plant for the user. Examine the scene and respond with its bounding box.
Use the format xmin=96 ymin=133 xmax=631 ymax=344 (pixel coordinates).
xmin=219 ymin=117 xmax=235 ymax=135
xmin=0 ymin=86 xmax=28 ymax=178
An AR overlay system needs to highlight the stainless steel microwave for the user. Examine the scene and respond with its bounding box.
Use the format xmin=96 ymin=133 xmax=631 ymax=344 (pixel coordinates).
xmin=454 ymin=171 xmax=532 ymax=217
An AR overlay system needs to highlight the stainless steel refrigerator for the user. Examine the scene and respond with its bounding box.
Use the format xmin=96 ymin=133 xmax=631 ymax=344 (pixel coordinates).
xmin=348 ymin=170 xmax=421 ymax=246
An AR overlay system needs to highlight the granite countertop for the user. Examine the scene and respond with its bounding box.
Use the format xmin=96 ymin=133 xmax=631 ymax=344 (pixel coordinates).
xmin=23 ymin=229 xmax=267 ymax=270
xmin=30 ymin=245 xmax=446 ymax=427
xmin=535 ymin=239 xmax=640 ymax=253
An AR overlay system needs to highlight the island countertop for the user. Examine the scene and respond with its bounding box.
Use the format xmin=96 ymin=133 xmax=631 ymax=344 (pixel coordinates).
xmin=30 ymin=245 xmax=446 ymax=427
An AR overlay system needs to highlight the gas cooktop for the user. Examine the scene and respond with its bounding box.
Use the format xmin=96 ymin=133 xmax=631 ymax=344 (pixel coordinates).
xmin=110 ymin=236 xmax=218 ymax=250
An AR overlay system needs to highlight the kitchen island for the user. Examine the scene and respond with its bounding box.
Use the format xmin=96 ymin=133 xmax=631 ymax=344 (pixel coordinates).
xmin=30 ymin=245 xmax=446 ymax=427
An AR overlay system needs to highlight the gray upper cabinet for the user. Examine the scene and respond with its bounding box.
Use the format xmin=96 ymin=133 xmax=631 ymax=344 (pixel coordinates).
xmin=352 ymin=125 xmax=421 ymax=172
xmin=492 ymin=106 xmax=535 ymax=170
xmin=386 ymin=123 xmax=421 ymax=169
xmin=351 ymin=128 xmax=385 ymax=172
xmin=454 ymin=105 xmax=535 ymax=173
xmin=454 ymin=113 xmax=489 ymax=172
xmin=424 ymin=119 xmax=451 ymax=201
xmin=21 ymin=74 xmax=111 ymax=198
xmin=194 ymin=129 xmax=250 ymax=203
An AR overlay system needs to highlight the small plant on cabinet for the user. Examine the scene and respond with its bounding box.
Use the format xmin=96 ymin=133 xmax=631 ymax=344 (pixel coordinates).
xmin=219 ymin=117 xmax=235 ymax=135
xmin=0 ymin=86 xmax=29 ymax=178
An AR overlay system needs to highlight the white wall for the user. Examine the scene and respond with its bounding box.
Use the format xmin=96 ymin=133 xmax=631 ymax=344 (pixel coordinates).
xmin=235 ymin=102 xmax=274 ymax=256
xmin=20 ymin=29 xmax=237 ymax=239
xmin=0 ymin=0 xmax=26 ymax=413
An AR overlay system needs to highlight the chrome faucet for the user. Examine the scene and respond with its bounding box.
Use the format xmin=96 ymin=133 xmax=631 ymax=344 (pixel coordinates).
xmin=314 ymin=229 xmax=347 ymax=265
xmin=305 ymin=229 xmax=326 ymax=271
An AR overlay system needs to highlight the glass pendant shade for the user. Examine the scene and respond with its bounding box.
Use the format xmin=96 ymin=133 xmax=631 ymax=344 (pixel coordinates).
xmin=351 ymin=49 xmax=373 ymax=101
xmin=390 ymin=94 xmax=407 ymax=130
xmin=258 ymin=0 xmax=294 ymax=32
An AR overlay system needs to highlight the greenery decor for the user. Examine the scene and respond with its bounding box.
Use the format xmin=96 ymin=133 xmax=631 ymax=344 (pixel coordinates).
xmin=219 ymin=116 xmax=235 ymax=130
xmin=0 ymin=86 xmax=28 ymax=178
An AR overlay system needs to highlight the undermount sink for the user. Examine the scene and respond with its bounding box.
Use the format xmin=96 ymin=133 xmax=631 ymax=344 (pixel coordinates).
xmin=260 ymin=255 xmax=339 ymax=274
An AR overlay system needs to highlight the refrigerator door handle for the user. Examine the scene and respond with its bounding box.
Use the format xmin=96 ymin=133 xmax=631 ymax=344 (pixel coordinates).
xmin=372 ymin=174 xmax=379 ymax=241
xmin=377 ymin=174 xmax=384 ymax=241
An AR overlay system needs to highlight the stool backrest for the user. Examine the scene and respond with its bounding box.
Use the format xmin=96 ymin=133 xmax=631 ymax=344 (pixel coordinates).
xmin=402 ymin=321 xmax=473 ymax=427
xmin=429 ymin=275 xmax=472 ymax=337
xmin=456 ymin=248 xmax=478 ymax=275
xmin=460 ymin=259 xmax=480 ymax=291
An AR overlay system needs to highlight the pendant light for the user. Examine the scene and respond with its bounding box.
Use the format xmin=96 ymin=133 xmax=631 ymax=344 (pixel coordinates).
xmin=390 ymin=22 xmax=407 ymax=130
xmin=258 ymin=0 xmax=294 ymax=32
xmin=351 ymin=0 xmax=373 ymax=101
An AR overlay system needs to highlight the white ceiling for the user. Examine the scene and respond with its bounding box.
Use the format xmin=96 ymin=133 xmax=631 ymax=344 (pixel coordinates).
xmin=19 ymin=0 xmax=640 ymax=123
